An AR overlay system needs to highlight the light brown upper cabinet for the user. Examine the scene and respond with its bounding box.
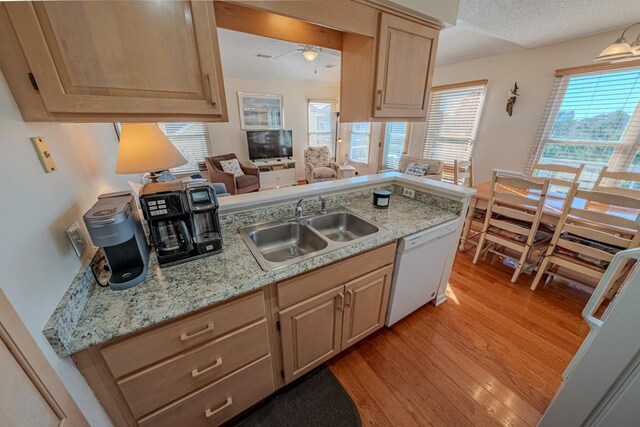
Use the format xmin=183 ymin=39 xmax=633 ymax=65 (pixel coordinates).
xmin=373 ymin=13 xmax=438 ymax=119
xmin=1 ymin=1 xmax=227 ymax=122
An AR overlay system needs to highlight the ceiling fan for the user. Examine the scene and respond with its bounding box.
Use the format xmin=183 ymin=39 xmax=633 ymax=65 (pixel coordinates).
xmin=270 ymin=44 xmax=339 ymax=61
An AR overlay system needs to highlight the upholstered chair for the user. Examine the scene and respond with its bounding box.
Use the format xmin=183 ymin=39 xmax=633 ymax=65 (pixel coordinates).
xmin=304 ymin=146 xmax=340 ymax=183
xmin=398 ymin=155 xmax=444 ymax=180
xmin=204 ymin=153 xmax=260 ymax=195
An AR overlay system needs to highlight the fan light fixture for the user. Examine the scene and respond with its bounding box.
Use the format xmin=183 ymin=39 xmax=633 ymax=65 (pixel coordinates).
xmin=302 ymin=48 xmax=319 ymax=61
xmin=595 ymin=23 xmax=640 ymax=63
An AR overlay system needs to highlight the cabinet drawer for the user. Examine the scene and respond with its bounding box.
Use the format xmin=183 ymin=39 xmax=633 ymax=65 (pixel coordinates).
xmin=138 ymin=355 xmax=274 ymax=427
xmin=118 ymin=319 xmax=270 ymax=418
xmin=101 ymin=291 xmax=266 ymax=378
xmin=277 ymin=242 xmax=396 ymax=308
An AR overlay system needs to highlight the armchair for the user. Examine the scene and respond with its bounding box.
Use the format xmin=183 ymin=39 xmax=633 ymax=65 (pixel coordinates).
xmin=304 ymin=146 xmax=340 ymax=183
xmin=398 ymin=155 xmax=443 ymax=180
xmin=204 ymin=153 xmax=260 ymax=195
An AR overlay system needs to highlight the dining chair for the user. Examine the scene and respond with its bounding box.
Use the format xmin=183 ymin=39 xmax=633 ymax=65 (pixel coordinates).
xmin=593 ymin=167 xmax=640 ymax=197
xmin=531 ymin=185 xmax=640 ymax=291
xmin=453 ymin=159 xmax=473 ymax=187
xmin=530 ymin=162 xmax=584 ymax=191
xmin=472 ymin=171 xmax=551 ymax=283
xmin=459 ymin=169 xmax=529 ymax=251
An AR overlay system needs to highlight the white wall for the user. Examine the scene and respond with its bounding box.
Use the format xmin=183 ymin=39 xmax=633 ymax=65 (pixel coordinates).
xmin=409 ymin=29 xmax=624 ymax=183
xmin=208 ymin=77 xmax=340 ymax=181
xmin=0 ymin=73 xmax=137 ymax=427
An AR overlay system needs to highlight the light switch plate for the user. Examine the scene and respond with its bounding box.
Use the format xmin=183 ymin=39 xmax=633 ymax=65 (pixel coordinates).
xmin=402 ymin=187 xmax=415 ymax=198
xmin=31 ymin=136 xmax=57 ymax=173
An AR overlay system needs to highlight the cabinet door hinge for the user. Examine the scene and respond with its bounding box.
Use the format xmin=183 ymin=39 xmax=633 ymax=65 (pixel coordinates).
xmin=28 ymin=73 xmax=39 ymax=91
xmin=276 ymin=320 xmax=281 ymax=331
xmin=280 ymin=369 xmax=284 ymax=379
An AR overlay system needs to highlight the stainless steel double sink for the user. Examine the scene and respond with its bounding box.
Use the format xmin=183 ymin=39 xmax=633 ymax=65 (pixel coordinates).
xmin=238 ymin=207 xmax=386 ymax=271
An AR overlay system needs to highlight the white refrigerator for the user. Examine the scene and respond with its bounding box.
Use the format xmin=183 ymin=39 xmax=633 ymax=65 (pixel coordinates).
xmin=539 ymin=247 xmax=640 ymax=426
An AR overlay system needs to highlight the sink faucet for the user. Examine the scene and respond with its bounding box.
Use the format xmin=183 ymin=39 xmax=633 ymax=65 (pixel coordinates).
xmin=319 ymin=195 xmax=327 ymax=214
xmin=294 ymin=198 xmax=304 ymax=219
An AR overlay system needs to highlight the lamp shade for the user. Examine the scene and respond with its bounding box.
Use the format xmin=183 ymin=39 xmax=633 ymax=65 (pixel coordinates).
xmin=594 ymin=37 xmax=633 ymax=62
xmin=302 ymin=49 xmax=318 ymax=61
xmin=116 ymin=123 xmax=187 ymax=174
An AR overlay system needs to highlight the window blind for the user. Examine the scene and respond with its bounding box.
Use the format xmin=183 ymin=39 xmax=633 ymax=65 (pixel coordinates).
xmin=526 ymin=66 xmax=640 ymax=188
xmin=347 ymin=122 xmax=371 ymax=163
xmin=157 ymin=122 xmax=213 ymax=174
xmin=422 ymin=82 xmax=486 ymax=178
xmin=308 ymin=101 xmax=338 ymax=157
xmin=381 ymin=122 xmax=409 ymax=170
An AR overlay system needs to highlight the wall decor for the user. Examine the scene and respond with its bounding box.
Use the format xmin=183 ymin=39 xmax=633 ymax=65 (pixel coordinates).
xmin=237 ymin=92 xmax=284 ymax=130
xmin=506 ymin=81 xmax=519 ymax=117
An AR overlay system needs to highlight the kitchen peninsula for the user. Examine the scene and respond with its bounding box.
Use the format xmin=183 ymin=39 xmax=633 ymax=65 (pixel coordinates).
xmin=44 ymin=172 xmax=474 ymax=426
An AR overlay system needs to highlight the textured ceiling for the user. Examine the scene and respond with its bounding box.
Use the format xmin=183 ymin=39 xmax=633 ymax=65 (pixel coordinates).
xmin=217 ymin=29 xmax=341 ymax=84
xmin=437 ymin=0 xmax=640 ymax=65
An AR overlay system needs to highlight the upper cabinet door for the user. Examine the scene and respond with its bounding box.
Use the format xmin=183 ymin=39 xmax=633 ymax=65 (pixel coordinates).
xmin=4 ymin=1 xmax=226 ymax=120
xmin=373 ymin=13 xmax=438 ymax=119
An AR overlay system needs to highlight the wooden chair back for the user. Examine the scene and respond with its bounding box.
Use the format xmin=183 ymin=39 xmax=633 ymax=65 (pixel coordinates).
xmin=484 ymin=173 xmax=549 ymax=246
xmin=453 ymin=159 xmax=473 ymax=187
xmin=548 ymin=186 xmax=640 ymax=273
xmin=593 ymin=167 xmax=640 ymax=197
xmin=473 ymin=171 xmax=551 ymax=282
xmin=530 ymin=162 xmax=584 ymax=190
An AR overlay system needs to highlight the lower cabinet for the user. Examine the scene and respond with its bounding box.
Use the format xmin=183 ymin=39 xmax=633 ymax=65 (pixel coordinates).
xmin=279 ymin=285 xmax=344 ymax=382
xmin=342 ymin=267 xmax=392 ymax=350
xmin=71 ymin=243 xmax=396 ymax=425
xmin=279 ymin=265 xmax=393 ymax=383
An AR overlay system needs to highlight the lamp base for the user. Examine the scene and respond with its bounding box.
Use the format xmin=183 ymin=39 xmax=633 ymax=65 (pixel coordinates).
xmin=144 ymin=171 xmax=166 ymax=183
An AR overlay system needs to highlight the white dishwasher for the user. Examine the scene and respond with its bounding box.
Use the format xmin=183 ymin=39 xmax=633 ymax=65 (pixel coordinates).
xmin=386 ymin=219 xmax=459 ymax=326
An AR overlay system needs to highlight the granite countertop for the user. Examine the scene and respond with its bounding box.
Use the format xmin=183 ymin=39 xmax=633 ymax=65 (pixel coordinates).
xmin=45 ymin=181 xmax=467 ymax=356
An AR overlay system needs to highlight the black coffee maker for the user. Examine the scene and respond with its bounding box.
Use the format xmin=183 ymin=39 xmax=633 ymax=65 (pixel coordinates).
xmin=140 ymin=181 xmax=223 ymax=267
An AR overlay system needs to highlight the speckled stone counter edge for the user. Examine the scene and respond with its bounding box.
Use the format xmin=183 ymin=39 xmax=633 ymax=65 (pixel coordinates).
xmin=44 ymin=183 xmax=463 ymax=356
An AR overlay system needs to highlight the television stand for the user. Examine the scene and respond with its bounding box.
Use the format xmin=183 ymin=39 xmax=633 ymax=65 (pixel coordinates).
xmin=251 ymin=158 xmax=297 ymax=189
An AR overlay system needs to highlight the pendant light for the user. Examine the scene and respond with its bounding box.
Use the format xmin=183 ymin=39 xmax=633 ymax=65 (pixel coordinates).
xmin=595 ymin=23 xmax=640 ymax=62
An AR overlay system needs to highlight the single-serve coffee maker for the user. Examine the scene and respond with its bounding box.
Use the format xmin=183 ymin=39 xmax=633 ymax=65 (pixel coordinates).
xmin=140 ymin=181 xmax=223 ymax=267
xmin=84 ymin=192 xmax=149 ymax=290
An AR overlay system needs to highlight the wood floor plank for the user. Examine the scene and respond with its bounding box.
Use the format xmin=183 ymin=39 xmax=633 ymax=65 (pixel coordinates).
xmin=330 ymin=251 xmax=590 ymax=426
xmin=329 ymin=351 xmax=393 ymax=427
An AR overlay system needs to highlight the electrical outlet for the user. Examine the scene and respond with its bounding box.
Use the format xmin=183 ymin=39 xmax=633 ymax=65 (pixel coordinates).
xmin=402 ymin=187 xmax=415 ymax=198
xmin=31 ymin=137 xmax=57 ymax=173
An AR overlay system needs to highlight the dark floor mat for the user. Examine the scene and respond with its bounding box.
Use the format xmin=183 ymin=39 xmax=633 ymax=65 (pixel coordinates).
xmin=230 ymin=365 xmax=361 ymax=427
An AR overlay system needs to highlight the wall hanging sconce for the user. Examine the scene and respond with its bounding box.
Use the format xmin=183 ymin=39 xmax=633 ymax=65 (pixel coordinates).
xmin=506 ymin=81 xmax=519 ymax=117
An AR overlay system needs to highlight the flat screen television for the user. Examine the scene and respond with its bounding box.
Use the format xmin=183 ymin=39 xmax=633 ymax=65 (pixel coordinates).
xmin=246 ymin=130 xmax=293 ymax=160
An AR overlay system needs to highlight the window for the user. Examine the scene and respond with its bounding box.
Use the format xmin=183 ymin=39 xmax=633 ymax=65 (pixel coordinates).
xmin=527 ymin=66 xmax=640 ymax=188
xmin=157 ymin=122 xmax=213 ymax=174
xmin=308 ymin=101 xmax=338 ymax=157
xmin=380 ymin=122 xmax=409 ymax=170
xmin=422 ymin=81 xmax=486 ymax=179
xmin=346 ymin=122 xmax=371 ymax=163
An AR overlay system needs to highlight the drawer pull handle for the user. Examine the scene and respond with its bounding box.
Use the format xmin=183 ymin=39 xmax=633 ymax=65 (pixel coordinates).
xmin=207 ymin=73 xmax=218 ymax=109
xmin=376 ymin=89 xmax=383 ymax=110
xmin=336 ymin=293 xmax=344 ymax=311
xmin=346 ymin=290 xmax=353 ymax=308
xmin=192 ymin=357 xmax=222 ymax=378
xmin=205 ymin=397 xmax=233 ymax=418
xmin=180 ymin=322 xmax=214 ymax=342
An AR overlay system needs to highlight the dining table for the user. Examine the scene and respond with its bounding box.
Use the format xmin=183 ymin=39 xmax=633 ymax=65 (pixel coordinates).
xmin=459 ymin=181 xmax=640 ymax=250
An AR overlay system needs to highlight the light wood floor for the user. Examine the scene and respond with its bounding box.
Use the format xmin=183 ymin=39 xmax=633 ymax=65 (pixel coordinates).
xmin=329 ymin=250 xmax=592 ymax=427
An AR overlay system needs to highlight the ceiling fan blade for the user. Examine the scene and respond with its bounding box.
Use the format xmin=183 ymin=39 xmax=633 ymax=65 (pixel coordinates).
xmin=271 ymin=49 xmax=302 ymax=60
